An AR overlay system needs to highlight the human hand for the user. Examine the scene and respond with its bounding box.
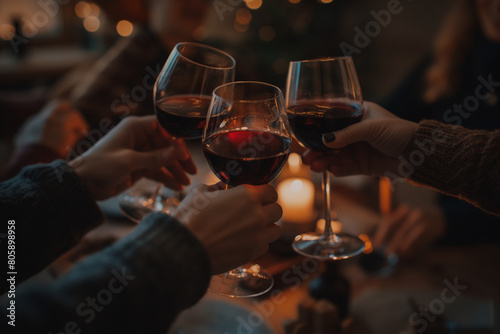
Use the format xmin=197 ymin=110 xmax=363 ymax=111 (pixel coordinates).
xmin=373 ymin=205 xmax=447 ymax=258
xmin=173 ymin=183 xmax=283 ymax=274
xmin=69 ymin=115 xmax=197 ymax=201
xmin=302 ymin=102 xmax=418 ymax=177
xmin=15 ymin=100 xmax=88 ymax=158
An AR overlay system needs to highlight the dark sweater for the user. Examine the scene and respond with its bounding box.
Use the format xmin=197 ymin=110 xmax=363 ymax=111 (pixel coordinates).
xmin=0 ymin=161 xmax=210 ymax=333
xmin=384 ymin=34 xmax=500 ymax=243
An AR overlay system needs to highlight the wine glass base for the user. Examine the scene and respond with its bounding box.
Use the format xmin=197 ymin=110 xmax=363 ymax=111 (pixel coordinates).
xmin=292 ymin=232 xmax=365 ymax=260
xmin=118 ymin=189 xmax=181 ymax=223
xmin=209 ymin=263 xmax=274 ymax=298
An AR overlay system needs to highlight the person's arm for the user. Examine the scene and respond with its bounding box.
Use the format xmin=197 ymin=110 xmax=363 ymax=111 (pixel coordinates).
xmin=2 ymin=213 xmax=211 ymax=334
xmin=0 ymin=161 xmax=103 ymax=293
xmin=407 ymin=120 xmax=500 ymax=216
xmin=302 ymin=102 xmax=500 ymax=216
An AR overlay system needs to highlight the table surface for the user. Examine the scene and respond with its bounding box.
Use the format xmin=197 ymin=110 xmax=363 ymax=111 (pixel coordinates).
xmin=54 ymin=141 xmax=500 ymax=334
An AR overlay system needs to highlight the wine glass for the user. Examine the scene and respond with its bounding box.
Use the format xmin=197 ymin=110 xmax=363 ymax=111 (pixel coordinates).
xmin=285 ymin=57 xmax=365 ymax=260
xmin=119 ymin=42 xmax=235 ymax=222
xmin=202 ymin=81 xmax=292 ymax=297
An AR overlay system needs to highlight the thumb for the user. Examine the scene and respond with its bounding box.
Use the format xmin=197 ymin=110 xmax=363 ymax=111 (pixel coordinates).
xmin=322 ymin=121 xmax=375 ymax=149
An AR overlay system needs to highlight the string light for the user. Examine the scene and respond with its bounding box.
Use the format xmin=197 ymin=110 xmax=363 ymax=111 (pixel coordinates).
xmin=245 ymin=0 xmax=263 ymax=10
xmin=83 ymin=16 xmax=100 ymax=32
xmin=116 ymin=20 xmax=133 ymax=37
xmin=75 ymin=1 xmax=91 ymax=18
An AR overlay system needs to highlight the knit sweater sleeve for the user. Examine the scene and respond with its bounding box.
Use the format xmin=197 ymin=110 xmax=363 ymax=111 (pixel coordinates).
xmin=0 ymin=161 xmax=103 ymax=293
xmin=408 ymin=120 xmax=500 ymax=216
xmin=2 ymin=213 xmax=211 ymax=333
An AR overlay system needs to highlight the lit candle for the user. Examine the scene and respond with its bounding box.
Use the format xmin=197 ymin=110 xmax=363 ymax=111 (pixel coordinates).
xmin=278 ymin=178 xmax=315 ymax=224
xmin=379 ymin=177 xmax=392 ymax=215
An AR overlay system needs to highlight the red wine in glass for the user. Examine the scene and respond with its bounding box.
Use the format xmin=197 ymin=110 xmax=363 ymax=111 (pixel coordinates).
xmin=202 ymin=130 xmax=291 ymax=187
xmin=156 ymin=95 xmax=212 ymax=139
xmin=287 ymin=101 xmax=364 ymax=152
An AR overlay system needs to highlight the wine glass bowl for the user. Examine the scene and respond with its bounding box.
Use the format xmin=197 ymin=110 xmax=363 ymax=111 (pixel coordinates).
xmin=202 ymin=81 xmax=292 ymax=297
xmin=120 ymin=43 xmax=235 ymax=223
xmin=155 ymin=42 xmax=236 ymax=139
xmin=285 ymin=57 xmax=365 ymax=260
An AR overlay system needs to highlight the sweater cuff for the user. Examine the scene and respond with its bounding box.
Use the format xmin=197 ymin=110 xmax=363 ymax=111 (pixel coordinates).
xmin=125 ymin=212 xmax=211 ymax=310
xmin=406 ymin=120 xmax=460 ymax=192
xmin=22 ymin=160 xmax=103 ymax=238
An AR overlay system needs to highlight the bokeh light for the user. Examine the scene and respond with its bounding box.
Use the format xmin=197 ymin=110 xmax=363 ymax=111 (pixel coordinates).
xmin=116 ymin=20 xmax=134 ymax=37
xmin=83 ymin=16 xmax=100 ymax=32
xmin=259 ymin=25 xmax=276 ymax=41
xmin=245 ymin=0 xmax=263 ymax=10
xmin=0 ymin=23 xmax=15 ymax=41
xmin=75 ymin=1 xmax=91 ymax=18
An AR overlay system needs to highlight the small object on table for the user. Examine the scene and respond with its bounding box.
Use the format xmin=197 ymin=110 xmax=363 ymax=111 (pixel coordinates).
xmin=309 ymin=262 xmax=350 ymax=320
xmin=359 ymin=248 xmax=399 ymax=277
xmin=284 ymin=297 xmax=343 ymax=334
xmin=313 ymin=299 xmax=341 ymax=334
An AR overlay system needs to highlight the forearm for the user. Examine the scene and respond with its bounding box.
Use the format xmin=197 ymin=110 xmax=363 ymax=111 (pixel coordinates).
xmin=408 ymin=120 xmax=500 ymax=216
xmin=2 ymin=213 xmax=211 ymax=333
xmin=0 ymin=161 xmax=103 ymax=292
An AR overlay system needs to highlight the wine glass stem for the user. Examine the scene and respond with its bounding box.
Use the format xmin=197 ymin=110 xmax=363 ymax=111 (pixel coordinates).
xmin=322 ymin=171 xmax=340 ymax=245
xmin=148 ymin=183 xmax=163 ymax=209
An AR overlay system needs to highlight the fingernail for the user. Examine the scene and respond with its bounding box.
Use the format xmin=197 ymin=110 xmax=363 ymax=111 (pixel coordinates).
xmin=323 ymin=133 xmax=336 ymax=143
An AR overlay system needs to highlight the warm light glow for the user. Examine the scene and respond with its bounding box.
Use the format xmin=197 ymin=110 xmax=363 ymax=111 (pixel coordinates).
xmin=245 ymin=0 xmax=262 ymax=10
xmin=259 ymin=25 xmax=275 ymax=42
xmin=116 ymin=20 xmax=133 ymax=37
xmin=236 ymin=8 xmax=252 ymax=25
xmin=289 ymin=0 xmax=301 ymax=3
xmin=320 ymin=0 xmax=333 ymax=3
xmin=278 ymin=178 xmax=315 ymax=224
xmin=233 ymin=21 xmax=249 ymax=33
xmin=0 ymin=23 xmax=15 ymax=40
xmin=89 ymin=3 xmax=101 ymax=16
xmin=290 ymin=179 xmax=304 ymax=192
xmin=193 ymin=26 xmax=208 ymax=41
xmin=379 ymin=177 xmax=392 ymax=215
xmin=359 ymin=234 xmax=373 ymax=254
xmin=316 ymin=219 xmax=342 ymax=234
xmin=75 ymin=1 xmax=91 ymax=18
xmin=288 ymin=153 xmax=301 ymax=174
xmin=83 ymin=16 xmax=100 ymax=32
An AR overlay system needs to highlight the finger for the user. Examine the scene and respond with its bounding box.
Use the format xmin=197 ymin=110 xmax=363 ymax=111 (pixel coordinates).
xmin=206 ymin=182 xmax=227 ymax=192
xmin=130 ymin=148 xmax=190 ymax=186
xmin=373 ymin=205 xmax=410 ymax=247
xmin=322 ymin=121 xmax=376 ymax=149
xmin=302 ymin=150 xmax=322 ymax=165
xmin=164 ymin=159 xmax=191 ymax=186
xmin=142 ymin=168 xmax=184 ymax=191
xmin=386 ymin=209 xmax=423 ymax=255
xmin=247 ymin=184 xmax=278 ymax=205
xmin=262 ymin=202 xmax=283 ymax=223
xmin=264 ymin=223 xmax=282 ymax=243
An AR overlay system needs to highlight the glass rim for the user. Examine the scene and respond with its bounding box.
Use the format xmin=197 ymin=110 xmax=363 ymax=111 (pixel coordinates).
xmin=174 ymin=42 xmax=236 ymax=71
xmin=289 ymin=56 xmax=353 ymax=65
xmin=212 ymin=81 xmax=284 ymax=103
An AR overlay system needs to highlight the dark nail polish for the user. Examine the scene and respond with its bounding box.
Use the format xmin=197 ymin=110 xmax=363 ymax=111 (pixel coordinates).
xmin=323 ymin=133 xmax=336 ymax=143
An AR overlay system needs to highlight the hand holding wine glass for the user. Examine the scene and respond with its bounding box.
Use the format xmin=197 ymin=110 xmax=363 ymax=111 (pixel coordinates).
xmin=301 ymin=101 xmax=418 ymax=177
xmin=285 ymin=57 xmax=366 ymax=260
xmin=202 ymin=81 xmax=291 ymax=297
xmin=173 ymin=183 xmax=283 ymax=275
xmin=119 ymin=42 xmax=235 ymax=222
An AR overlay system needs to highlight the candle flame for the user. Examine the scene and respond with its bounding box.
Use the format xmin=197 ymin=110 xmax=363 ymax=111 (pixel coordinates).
xmin=288 ymin=153 xmax=301 ymax=174
xmin=359 ymin=234 xmax=373 ymax=254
